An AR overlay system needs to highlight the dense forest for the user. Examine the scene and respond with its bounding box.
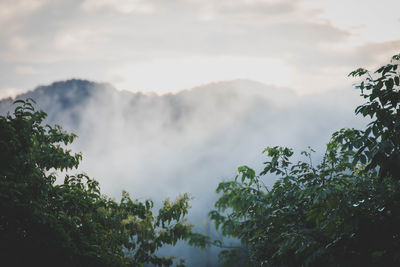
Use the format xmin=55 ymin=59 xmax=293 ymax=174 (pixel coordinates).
xmin=1 ymin=54 xmax=400 ymax=266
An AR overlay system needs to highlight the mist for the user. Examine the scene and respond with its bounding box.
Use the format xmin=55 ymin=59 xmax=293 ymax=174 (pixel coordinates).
xmin=0 ymin=79 xmax=368 ymax=265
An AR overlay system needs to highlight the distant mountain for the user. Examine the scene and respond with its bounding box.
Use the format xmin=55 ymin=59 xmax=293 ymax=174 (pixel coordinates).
xmin=0 ymin=78 xmax=367 ymax=265
xmin=0 ymin=78 xmax=299 ymax=142
xmin=0 ymin=80 xmax=116 ymax=127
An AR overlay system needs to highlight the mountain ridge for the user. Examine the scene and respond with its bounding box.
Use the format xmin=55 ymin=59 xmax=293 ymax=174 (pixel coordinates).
xmin=0 ymin=78 xmax=293 ymax=128
xmin=0 ymin=78 xmax=291 ymax=102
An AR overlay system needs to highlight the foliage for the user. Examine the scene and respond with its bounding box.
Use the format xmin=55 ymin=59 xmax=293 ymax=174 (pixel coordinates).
xmin=346 ymin=54 xmax=400 ymax=178
xmin=0 ymin=99 xmax=201 ymax=266
xmin=210 ymin=53 xmax=400 ymax=266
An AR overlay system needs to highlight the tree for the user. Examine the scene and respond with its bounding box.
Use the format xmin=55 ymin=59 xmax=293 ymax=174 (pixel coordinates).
xmin=0 ymin=99 xmax=200 ymax=266
xmin=210 ymin=53 xmax=400 ymax=266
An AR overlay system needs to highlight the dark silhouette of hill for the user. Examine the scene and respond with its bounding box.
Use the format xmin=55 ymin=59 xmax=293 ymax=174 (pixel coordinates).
xmin=0 ymin=79 xmax=116 ymax=127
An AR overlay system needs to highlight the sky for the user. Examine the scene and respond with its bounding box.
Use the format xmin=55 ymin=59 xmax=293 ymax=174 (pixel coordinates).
xmin=0 ymin=0 xmax=399 ymax=98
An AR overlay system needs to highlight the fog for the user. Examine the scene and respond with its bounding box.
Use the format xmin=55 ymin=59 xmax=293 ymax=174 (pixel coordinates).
xmin=0 ymin=79 xmax=368 ymax=265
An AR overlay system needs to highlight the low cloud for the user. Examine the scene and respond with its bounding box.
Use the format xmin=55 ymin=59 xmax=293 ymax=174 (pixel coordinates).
xmin=0 ymin=78 xmax=368 ymax=264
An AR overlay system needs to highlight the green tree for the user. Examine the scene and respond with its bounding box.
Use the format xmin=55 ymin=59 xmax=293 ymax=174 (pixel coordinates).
xmin=0 ymin=99 xmax=200 ymax=266
xmin=210 ymin=53 xmax=400 ymax=266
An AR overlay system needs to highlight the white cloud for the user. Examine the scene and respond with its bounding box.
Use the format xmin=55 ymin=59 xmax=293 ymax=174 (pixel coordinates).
xmin=81 ymin=0 xmax=158 ymax=14
xmin=53 ymin=26 xmax=110 ymax=53
xmin=0 ymin=0 xmax=48 ymax=23
xmin=0 ymin=87 xmax=24 ymax=99
xmin=184 ymin=0 xmax=300 ymax=21
xmin=15 ymin=65 xmax=41 ymax=75
xmin=301 ymin=0 xmax=400 ymax=44
xmin=107 ymin=56 xmax=291 ymax=93
xmin=7 ymin=36 xmax=31 ymax=51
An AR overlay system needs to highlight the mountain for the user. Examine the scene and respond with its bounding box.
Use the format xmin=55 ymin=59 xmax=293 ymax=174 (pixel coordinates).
xmin=0 ymin=80 xmax=115 ymax=128
xmin=0 ymin=78 xmax=367 ymax=265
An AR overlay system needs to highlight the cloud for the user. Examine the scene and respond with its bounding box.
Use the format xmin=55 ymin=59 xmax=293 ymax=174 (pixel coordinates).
xmin=301 ymin=0 xmax=400 ymax=44
xmin=0 ymin=87 xmax=25 ymax=99
xmin=6 ymin=35 xmax=31 ymax=52
xmin=107 ymin=56 xmax=291 ymax=93
xmin=183 ymin=0 xmax=300 ymax=21
xmin=81 ymin=0 xmax=159 ymax=14
xmin=0 ymin=0 xmax=398 ymax=97
xmin=52 ymin=26 xmax=111 ymax=54
xmin=1 ymin=78 xmax=365 ymax=203
xmin=0 ymin=0 xmax=48 ymax=24
xmin=15 ymin=65 xmax=42 ymax=75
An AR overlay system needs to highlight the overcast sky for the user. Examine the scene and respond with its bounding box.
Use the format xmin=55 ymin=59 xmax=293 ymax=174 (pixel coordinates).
xmin=0 ymin=0 xmax=399 ymax=98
